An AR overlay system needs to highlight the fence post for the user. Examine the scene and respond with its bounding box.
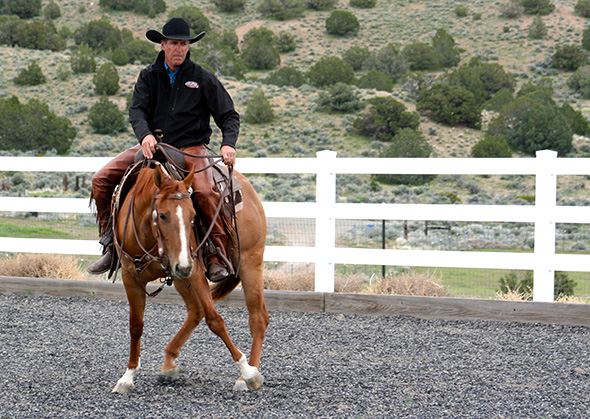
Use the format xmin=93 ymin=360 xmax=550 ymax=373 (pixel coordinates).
xmin=315 ymin=150 xmax=337 ymax=292
xmin=533 ymin=150 xmax=557 ymax=302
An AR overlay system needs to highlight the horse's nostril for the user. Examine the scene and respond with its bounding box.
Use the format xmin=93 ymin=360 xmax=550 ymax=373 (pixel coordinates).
xmin=174 ymin=264 xmax=192 ymax=278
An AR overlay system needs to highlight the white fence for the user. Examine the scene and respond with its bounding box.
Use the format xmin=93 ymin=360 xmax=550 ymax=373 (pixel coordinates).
xmin=1 ymin=150 xmax=590 ymax=302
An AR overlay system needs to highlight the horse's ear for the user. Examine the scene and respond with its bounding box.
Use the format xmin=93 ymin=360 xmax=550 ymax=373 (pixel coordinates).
xmin=183 ymin=168 xmax=196 ymax=190
xmin=154 ymin=164 xmax=169 ymax=189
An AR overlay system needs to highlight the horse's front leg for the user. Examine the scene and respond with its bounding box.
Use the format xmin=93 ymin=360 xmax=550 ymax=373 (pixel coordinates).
xmin=112 ymin=271 xmax=146 ymax=393
xmin=191 ymin=274 xmax=263 ymax=390
xmin=159 ymin=279 xmax=204 ymax=380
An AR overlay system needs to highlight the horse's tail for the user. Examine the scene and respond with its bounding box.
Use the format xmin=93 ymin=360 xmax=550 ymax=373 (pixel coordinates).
xmin=210 ymin=274 xmax=240 ymax=301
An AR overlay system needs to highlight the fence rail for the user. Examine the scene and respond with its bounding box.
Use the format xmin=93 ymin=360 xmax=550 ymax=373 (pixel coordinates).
xmin=1 ymin=150 xmax=590 ymax=302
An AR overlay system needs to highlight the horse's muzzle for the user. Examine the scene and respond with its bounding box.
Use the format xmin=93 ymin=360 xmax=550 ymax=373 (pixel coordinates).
xmin=172 ymin=263 xmax=193 ymax=279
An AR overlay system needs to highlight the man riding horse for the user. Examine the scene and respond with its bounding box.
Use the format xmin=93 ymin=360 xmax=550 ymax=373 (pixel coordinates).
xmin=88 ymin=17 xmax=238 ymax=282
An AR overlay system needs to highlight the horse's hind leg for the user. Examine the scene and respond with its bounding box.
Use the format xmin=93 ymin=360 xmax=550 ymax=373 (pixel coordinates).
xmin=232 ymin=262 xmax=268 ymax=390
xmin=113 ymin=272 xmax=146 ymax=393
xmin=190 ymin=273 xmax=263 ymax=390
xmin=160 ymin=279 xmax=204 ymax=380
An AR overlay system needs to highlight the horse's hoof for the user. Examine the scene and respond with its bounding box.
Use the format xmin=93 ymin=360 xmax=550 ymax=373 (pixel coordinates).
xmin=159 ymin=367 xmax=180 ymax=382
xmin=233 ymin=378 xmax=249 ymax=391
xmin=244 ymin=371 xmax=264 ymax=391
xmin=112 ymin=381 xmax=134 ymax=394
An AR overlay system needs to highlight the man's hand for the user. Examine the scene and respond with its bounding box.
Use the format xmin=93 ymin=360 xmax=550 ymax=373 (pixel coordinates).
xmin=221 ymin=145 xmax=236 ymax=166
xmin=141 ymin=134 xmax=157 ymax=159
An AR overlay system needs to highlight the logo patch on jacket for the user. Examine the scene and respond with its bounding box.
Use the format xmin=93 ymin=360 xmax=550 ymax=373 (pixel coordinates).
xmin=185 ymin=81 xmax=200 ymax=89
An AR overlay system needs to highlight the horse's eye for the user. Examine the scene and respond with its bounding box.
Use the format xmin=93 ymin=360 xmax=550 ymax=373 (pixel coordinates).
xmin=159 ymin=213 xmax=167 ymax=221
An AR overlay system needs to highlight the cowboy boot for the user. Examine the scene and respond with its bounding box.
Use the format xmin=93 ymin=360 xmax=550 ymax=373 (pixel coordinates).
xmin=88 ymin=234 xmax=114 ymax=275
xmin=207 ymin=233 xmax=233 ymax=282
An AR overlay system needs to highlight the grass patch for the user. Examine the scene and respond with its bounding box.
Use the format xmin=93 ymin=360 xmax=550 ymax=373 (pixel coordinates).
xmin=0 ymin=253 xmax=88 ymax=280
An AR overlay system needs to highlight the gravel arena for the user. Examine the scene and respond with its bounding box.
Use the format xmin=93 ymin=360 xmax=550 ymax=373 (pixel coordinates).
xmin=1 ymin=291 xmax=589 ymax=418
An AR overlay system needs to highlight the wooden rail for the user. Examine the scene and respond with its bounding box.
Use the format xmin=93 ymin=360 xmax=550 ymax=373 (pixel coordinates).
xmin=1 ymin=276 xmax=588 ymax=327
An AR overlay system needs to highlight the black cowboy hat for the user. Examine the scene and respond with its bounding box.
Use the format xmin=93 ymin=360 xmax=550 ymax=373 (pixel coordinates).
xmin=146 ymin=17 xmax=205 ymax=44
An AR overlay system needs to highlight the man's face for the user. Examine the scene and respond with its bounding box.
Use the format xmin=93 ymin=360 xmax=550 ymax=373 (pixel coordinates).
xmin=161 ymin=39 xmax=190 ymax=71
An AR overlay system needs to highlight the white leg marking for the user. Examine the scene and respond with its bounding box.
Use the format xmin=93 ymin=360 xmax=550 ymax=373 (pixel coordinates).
xmin=176 ymin=205 xmax=190 ymax=267
xmin=236 ymin=353 xmax=258 ymax=380
xmin=112 ymin=358 xmax=141 ymax=393
xmin=234 ymin=353 xmax=264 ymax=391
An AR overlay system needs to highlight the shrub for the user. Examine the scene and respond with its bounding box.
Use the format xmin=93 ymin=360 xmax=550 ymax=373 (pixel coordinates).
xmin=363 ymin=43 xmax=408 ymax=82
xmin=353 ymin=96 xmax=419 ymax=141
xmin=454 ymin=5 xmax=469 ymax=17
xmin=56 ymin=63 xmax=71 ymax=81
xmin=244 ymin=89 xmax=275 ymax=124
xmin=168 ymin=6 xmax=210 ymax=34
xmin=43 ymin=0 xmax=61 ymax=19
xmin=191 ymin=35 xmax=245 ymax=79
xmin=1 ymin=0 xmax=41 ymax=18
xmin=357 ymin=70 xmax=393 ymax=92
xmin=499 ymin=271 xmax=576 ymax=299
xmin=528 ymin=16 xmax=547 ymax=40
xmin=342 ymin=45 xmax=370 ymax=71
xmin=448 ymin=60 xmax=515 ymax=105
xmin=488 ymin=95 xmax=573 ymax=156
xmin=89 ymin=97 xmax=126 ymax=135
xmin=74 ymin=19 xmax=122 ymax=52
xmin=560 ymin=103 xmax=590 ymax=136
xmin=212 ymin=0 xmax=247 ymax=12
xmin=417 ymin=83 xmax=482 ymax=128
xmin=402 ymin=41 xmax=440 ymax=71
xmin=70 ymin=45 xmax=97 ymax=74
xmin=316 ymin=83 xmax=364 ymax=113
xmin=375 ymin=129 xmax=435 ymax=185
xmin=124 ymin=39 xmax=157 ymax=65
xmin=499 ymin=2 xmax=524 ymax=18
xmin=484 ymin=87 xmax=515 ymax=111
xmin=93 ymin=62 xmax=120 ymax=96
xmin=275 ymin=31 xmax=296 ymax=52
xmin=583 ymin=28 xmax=590 ymax=51
xmin=13 ymin=20 xmax=65 ymax=51
xmin=431 ymin=28 xmax=460 ymax=68
xmin=576 ymin=0 xmax=590 ymax=17
xmin=567 ymin=65 xmax=590 ymax=98
xmin=0 ymin=15 xmax=20 ymax=46
xmin=111 ymin=49 xmax=130 ymax=66
xmin=471 ymin=134 xmax=512 ymax=157
xmin=242 ymin=38 xmax=280 ymax=70
xmin=0 ymin=96 xmax=76 ymax=154
xmin=243 ymin=26 xmax=276 ymax=44
xmin=14 ymin=61 xmax=46 ymax=86
xmin=264 ymin=65 xmax=306 ymax=87
xmin=257 ymin=0 xmax=305 ymax=20
xmin=350 ymin=0 xmax=376 ymax=8
xmin=325 ymin=10 xmax=360 ymax=36
xmin=307 ymin=56 xmax=355 ymax=87
xmin=515 ymin=0 xmax=555 ymax=15
xmin=306 ymin=0 xmax=337 ymax=10
xmin=551 ymin=45 xmax=589 ymax=71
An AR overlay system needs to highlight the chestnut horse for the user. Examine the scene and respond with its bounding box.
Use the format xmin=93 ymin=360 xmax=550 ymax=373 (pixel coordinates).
xmin=111 ymin=163 xmax=268 ymax=392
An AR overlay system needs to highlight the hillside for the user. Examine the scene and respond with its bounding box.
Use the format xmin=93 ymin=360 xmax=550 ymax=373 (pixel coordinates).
xmin=1 ymin=0 xmax=590 ymax=204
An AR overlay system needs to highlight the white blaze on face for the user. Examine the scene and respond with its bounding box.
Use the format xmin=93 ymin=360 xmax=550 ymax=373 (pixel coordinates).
xmin=176 ymin=205 xmax=190 ymax=267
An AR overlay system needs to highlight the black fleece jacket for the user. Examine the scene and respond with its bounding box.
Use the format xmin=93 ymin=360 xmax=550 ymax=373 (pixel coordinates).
xmin=129 ymin=50 xmax=240 ymax=149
